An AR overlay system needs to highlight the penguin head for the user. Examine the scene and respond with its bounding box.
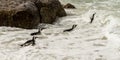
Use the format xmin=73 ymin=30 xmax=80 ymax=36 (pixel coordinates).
xmin=41 ymin=27 xmax=46 ymax=30
xmin=39 ymin=27 xmax=46 ymax=31
xmin=72 ymin=24 xmax=77 ymax=28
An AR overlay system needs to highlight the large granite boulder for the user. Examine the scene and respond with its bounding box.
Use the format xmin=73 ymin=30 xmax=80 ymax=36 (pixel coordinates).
xmin=12 ymin=1 xmax=40 ymax=29
xmin=0 ymin=0 xmax=66 ymax=29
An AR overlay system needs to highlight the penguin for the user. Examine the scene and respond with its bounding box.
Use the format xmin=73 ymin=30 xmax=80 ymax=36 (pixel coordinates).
xmin=90 ymin=13 xmax=96 ymax=23
xmin=30 ymin=27 xmax=46 ymax=36
xmin=63 ymin=24 xmax=77 ymax=32
xmin=20 ymin=37 xmax=37 ymax=47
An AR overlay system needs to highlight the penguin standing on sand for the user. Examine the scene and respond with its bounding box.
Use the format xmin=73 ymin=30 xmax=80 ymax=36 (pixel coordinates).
xmin=20 ymin=37 xmax=37 ymax=47
xmin=63 ymin=24 xmax=77 ymax=32
xmin=90 ymin=13 xmax=96 ymax=23
xmin=30 ymin=28 xmax=46 ymax=36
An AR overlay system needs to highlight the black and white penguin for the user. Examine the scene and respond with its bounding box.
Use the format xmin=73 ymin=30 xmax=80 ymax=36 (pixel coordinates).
xmin=30 ymin=28 xmax=46 ymax=36
xmin=63 ymin=24 xmax=77 ymax=32
xmin=20 ymin=37 xmax=37 ymax=47
xmin=90 ymin=13 xmax=96 ymax=23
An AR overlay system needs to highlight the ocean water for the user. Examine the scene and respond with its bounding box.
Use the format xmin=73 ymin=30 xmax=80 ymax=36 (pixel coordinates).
xmin=0 ymin=0 xmax=120 ymax=60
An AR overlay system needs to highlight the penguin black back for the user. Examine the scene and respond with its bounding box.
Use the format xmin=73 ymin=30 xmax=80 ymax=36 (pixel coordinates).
xmin=90 ymin=13 xmax=96 ymax=23
xmin=30 ymin=29 xmax=41 ymax=36
xmin=63 ymin=24 xmax=77 ymax=32
xmin=20 ymin=37 xmax=37 ymax=47
xmin=30 ymin=28 xmax=46 ymax=36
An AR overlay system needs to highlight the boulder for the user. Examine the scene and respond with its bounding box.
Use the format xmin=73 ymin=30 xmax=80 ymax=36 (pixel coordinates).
xmin=0 ymin=0 xmax=66 ymax=29
xmin=35 ymin=0 xmax=67 ymax=23
xmin=12 ymin=2 xmax=40 ymax=29
xmin=40 ymin=7 xmax=57 ymax=23
xmin=63 ymin=3 xmax=76 ymax=9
